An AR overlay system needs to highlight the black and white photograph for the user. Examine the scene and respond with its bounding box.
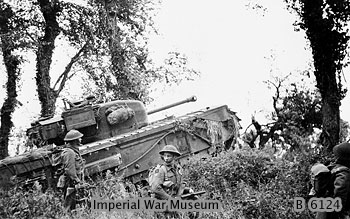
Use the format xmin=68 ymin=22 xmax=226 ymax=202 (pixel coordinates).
xmin=1 ymin=0 xmax=350 ymax=218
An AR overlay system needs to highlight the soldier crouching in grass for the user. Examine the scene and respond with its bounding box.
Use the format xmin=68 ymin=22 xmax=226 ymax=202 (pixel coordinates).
xmin=148 ymin=144 xmax=200 ymax=219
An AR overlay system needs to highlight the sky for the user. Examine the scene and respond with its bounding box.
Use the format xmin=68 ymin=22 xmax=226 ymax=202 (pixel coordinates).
xmin=1 ymin=0 xmax=350 ymax=154
xmin=146 ymin=0 xmax=350 ymax=128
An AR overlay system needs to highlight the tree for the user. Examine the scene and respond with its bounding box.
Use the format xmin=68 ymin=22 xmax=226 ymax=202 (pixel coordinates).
xmin=243 ymin=75 xmax=323 ymax=151
xmin=0 ymin=0 xmax=96 ymax=155
xmin=76 ymin=0 xmax=199 ymax=104
xmin=0 ymin=2 xmax=23 ymax=159
xmin=0 ymin=1 xmax=95 ymax=118
xmin=2 ymin=0 xmax=199 ymax=122
xmin=79 ymin=49 xmax=200 ymax=104
xmin=0 ymin=0 xmax=199 ymax=156
xmin=34 ymin=0 xmax=93 ymax=117
xmin=83 ymin=0 xmax=162 ymax=102
xmin=73 ymin=0 xmax=153 ymax=102
xmin=284 ymin=0 xmax=350 ymax=151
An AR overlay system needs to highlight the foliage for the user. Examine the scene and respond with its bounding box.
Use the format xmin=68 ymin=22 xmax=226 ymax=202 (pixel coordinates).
xmin=34 ymin=0 xmax=97 ymax=117
xmin=156 ymin=51 xmax=200 ymax=85
xmin=243 ymin=70 xmax=350 ymax=153
xmin=78 ymin=49 xmax=200 ymax=105
xmin=280 ymin=84 xmax=322 ymax=133
xmin=0 ymin=171 xmax=155 ymax=219
xmin=2 ymin=0 xmax=199 ymax=118
xmin=0 ymin=182 xmax=64 ymax=219
xmin=90 ymin=0 xmax=158 ymax=101
xmin=78 ymin=0 xmax=200 ymax=104
xmin=269 ymin=80 xmax=324 ymax=150
xmin=0 ymin=147 xmax=334 ymax=219
xmin=0 ymin=0 xmax=199 ymax=156
xmin=284 ymin=0 xmax=350 ymax=150
xmin=243 ymin=75 xmax=325 ymax=152
xmin=0 ymin=0 xmax=99 ymax=117
xmin=0 ymin=1 xmax=22 ymax=159
xmin=184 ymin=148 xmax=319 ymax=219
xmin=340 ymin=119 xmax=350 ymax=142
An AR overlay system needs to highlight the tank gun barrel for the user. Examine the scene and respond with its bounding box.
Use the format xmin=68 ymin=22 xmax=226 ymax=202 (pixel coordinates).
xmin=147 ymin=95 xmax=197 ymax=115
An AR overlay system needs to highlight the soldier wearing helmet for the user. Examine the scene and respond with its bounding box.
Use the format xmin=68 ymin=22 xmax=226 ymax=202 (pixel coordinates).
xmin=315 ymin=142 xmax=350 ymax=219
xmin=148 ymin=144 xmax=183 ymax=200
xmin=148 ymin=145 xmax=200 ymax=218
xmin=61 ymin=129 xmax=85 ymax=211
xmin=329 ymin=142 xmax=350 ymax=219
xmin=150 ymin=144 xmax=198 ymax=200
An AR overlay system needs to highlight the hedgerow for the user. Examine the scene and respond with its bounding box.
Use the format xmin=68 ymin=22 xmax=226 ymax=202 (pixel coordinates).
xmin=184 ymin=148 xmax=315 ymax=219
xmin=0 ymin=148 xmax=318 ymax=219
xmin=0 ymin=182 xmax=64 ymax=219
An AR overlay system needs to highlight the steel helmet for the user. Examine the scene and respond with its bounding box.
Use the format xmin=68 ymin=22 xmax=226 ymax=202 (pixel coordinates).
xmin=310 ymin=163 xmax=329 ymax=176
xmin=159 ymin=145 xmax=181 ymax=157
xmin=64 ymin=129 xmax=83 ymax=141
xmin=333 ymin=142 xmax=350 ymax=161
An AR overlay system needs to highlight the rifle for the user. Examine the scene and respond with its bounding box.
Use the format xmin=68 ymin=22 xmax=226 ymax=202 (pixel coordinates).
xmin=181 ymin=191 xmax=206 ymax=199
xmin=66 ymin=183 xmax=95 ymax=196
xmin=75 ymin=183 xmax=95 ymax=190
xmin=175 ymin=182 xmax=206 ymax=200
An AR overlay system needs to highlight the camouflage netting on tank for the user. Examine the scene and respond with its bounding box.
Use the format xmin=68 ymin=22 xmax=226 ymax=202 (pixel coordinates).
xmin=203 ymin=120 xmax=226 ymax=154
xmin=205 ymin=120 xmax=223 ymax=145
xmin=190 ymin=115 xmax=240 ymax=154
xmin=174 ymin=118 xmax=235 ymax=155
xmin=230 ymin=114 xmax=241 ymax=140
xmin=105 ymin=105 xmax=135 ymax=126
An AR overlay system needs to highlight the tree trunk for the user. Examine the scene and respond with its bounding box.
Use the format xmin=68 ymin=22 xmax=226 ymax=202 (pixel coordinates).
xmin=36 ymin=0 xmax=61 ymax=117
xmin=0 ymin=6 xmax=20 ymax=159
xmin=303 ymin=0 xmax=343 ymax=150
xmin=0 ymin=54 xmax=19 ymax=159
xmin=103 ymin=0 xmax=135 ymax=100
xmin=321 ymin=94 xmax=340 ymax=151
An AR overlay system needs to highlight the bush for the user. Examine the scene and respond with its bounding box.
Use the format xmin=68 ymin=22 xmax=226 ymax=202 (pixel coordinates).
xmin=0 ymin=149 xmax=323 ymax=219
xmin=0 ymin=182 xmax=64 ymax=219
xmin=0 ymin=172 xmax=154 ymax=219
xmin=184 ymin=148 xmax=316 ymax=219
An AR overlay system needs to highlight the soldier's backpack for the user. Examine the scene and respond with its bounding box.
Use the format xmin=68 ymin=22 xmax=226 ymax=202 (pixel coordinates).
xmin=51 ymin=147 xmax=66 ymax=188
xmin=51 ymin=146 xmax=86 ymax=188
xmin=309 ymin=163 xmax=334 ymax=197
xmin=309 ymin=163 xmax=350 ymax=198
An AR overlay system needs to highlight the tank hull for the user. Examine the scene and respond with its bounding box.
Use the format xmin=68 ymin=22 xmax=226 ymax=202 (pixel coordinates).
xmin=0 ymin=105 xmax=240 ymax=188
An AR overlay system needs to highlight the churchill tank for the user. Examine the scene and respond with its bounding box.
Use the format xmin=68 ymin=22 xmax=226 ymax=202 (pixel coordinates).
xmin=0 ymin=95 xmax=241 ymax=189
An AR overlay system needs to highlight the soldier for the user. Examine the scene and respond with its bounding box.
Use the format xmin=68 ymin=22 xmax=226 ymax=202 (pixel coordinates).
xmin=328 ymin=142 xmax=350 ymax=219
xmin=315 ymin=142 xmax=350 ymax=219
xmin=149 ymin=144 xmax=184 ymax=200
xmin=61 ymin=129 xmax=85 ymax=211
xmin=149 ymin=145 xmax=199 ymax=219
xmin=149 ymin=144 xmax=199 ymax=199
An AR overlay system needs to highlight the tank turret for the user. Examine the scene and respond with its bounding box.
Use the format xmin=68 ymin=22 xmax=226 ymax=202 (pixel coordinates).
xmin=26 ymin=95 xmax=199 ymax=147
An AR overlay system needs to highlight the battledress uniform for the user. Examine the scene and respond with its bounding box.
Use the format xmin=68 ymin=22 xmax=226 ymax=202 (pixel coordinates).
xmin=61 ymin=145 xmax=85 ymax=211
xmin=316 ymin=142 xmax=350 ymax=219
xmin=150 ymin=162 xmax=183 ymax=200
